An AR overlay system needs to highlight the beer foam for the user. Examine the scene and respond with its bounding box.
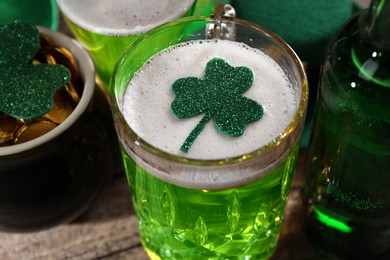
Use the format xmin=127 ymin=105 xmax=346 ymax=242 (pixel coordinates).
xmin=56 ymin=0 xmax=195 ymax=36
xmin=122 ymin=40 xmax=298 ymax=160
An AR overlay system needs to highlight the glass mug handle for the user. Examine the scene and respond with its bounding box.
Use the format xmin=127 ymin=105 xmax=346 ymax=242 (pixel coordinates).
xmin=206 ymin=4 xmax=236 ymax=40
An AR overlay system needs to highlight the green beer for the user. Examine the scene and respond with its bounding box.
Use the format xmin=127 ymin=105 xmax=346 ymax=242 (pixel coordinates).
xmin=304 ymin=1 xmax=390 ymax=258
xmin=122 ymin=146 xmax=299 ymax=259
xmin=56 ymin=0 xmax=221 ymax=89
xmin=111 ymin=13 xmax=308 ymax=259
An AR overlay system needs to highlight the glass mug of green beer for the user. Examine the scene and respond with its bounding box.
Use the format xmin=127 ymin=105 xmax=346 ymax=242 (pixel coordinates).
xmin=111 ymin=5 xmax=308 ymax=259
xmin=56 ymin=0 xmax=222 ymax=90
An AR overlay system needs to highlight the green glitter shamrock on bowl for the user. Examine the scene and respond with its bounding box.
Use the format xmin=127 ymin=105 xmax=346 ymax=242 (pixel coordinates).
xmin=171 ymin=58 xmax=264 ymax=153
xmin=0 ymin=20 xmax=71 ymax=119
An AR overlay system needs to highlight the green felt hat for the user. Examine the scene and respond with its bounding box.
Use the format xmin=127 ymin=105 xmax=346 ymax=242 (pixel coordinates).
xmin=232 ymin=0 xmax=357 ymax=66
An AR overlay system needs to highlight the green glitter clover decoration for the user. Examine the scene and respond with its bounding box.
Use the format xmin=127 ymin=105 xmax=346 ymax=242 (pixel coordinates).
xmin=171 ymin=58 xmax=264 ymax=153
xmin=0 ymin=20 xmax=71 ymax=119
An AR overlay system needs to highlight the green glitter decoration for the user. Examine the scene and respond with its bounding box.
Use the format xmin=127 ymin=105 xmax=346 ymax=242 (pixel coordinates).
xmin=325 ymin=184 xmax=384 ymax=212
xmin=0 ymin=20 xmax=71 ymax=119
xmin=171 ymin=58 xmax=264 ymax=153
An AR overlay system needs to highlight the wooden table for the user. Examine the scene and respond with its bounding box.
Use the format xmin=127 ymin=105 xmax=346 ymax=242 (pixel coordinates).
xmin=0 ymin=149 xmax=339 ymax=260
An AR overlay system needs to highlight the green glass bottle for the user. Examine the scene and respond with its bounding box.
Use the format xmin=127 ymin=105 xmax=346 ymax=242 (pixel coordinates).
xmin=304 ymin=0 xmax=390 ymax=258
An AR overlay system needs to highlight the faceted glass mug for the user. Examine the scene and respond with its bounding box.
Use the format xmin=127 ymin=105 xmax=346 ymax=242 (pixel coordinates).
xmin=56 ymin=0 xmax=221 ymax=91
xmin=110 ymin=8 xmax=308 ymax=259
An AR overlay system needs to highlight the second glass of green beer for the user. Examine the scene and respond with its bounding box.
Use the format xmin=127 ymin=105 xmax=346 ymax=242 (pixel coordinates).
xmin=111 ymin=7 xmax=308 ymax=259
xmin=56 ymin=0 xmax=220 ymax=91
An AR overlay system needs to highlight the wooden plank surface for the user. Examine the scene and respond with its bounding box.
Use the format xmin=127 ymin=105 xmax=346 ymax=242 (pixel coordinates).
xmin=0 ymin=171 xmax=146 ymax=259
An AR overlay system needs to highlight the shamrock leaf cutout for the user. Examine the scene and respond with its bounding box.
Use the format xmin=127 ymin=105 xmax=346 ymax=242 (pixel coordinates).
xmin=171 ymin=58 xmax=264 ymax=153
xmin=0 ymin=20 xmax=71 ymax=119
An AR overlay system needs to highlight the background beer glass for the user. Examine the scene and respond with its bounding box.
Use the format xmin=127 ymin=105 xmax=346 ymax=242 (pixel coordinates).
xmin=0 ymin=27 xmax=120 ymax=232
xmin=56 ymin=0 xmax=220 ymax=91
xmin=111 ymin=7 xmax=308 ymax=259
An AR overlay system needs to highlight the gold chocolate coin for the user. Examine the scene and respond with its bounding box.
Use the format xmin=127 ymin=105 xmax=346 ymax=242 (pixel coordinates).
xmin=14 ymin=120 xmax=58 ymax=144
xmin=43 ymin=87 xmax=77 ymax=124
xmin=50 ymin=46 xmax=80 ymax=82
xmin=0 ymin=115 xmax=20 ymax=144
xmin=65 ymin=81 xmax=81 ymax=104
xmin=44 ymin=52 xmax=57 ymax=65
xmin=16 ymin=118 xmax=35 ymax=126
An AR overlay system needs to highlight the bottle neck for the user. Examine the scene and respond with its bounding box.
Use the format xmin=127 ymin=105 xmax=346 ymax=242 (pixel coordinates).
xmin=361 ymin=0 xmax=390 ymax=49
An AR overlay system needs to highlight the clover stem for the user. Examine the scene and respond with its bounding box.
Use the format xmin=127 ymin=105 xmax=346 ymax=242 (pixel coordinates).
xmin=180 ymin=111 xmax=213 ymax=153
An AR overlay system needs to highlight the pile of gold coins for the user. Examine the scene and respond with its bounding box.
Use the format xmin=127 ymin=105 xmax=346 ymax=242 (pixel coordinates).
xmin=0 ymin=34 xmax=83 ymax=146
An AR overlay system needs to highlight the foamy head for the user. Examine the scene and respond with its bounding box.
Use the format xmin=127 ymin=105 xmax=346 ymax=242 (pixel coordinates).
xmin=121 ymin=40 xmax=298 ymax=160
xmin=56 ymin=0 xmax=195 ymax=36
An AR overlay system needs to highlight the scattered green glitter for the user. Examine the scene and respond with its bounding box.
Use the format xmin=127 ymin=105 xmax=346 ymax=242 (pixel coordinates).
xmin=171 ymin=58 xmax=263 ymax=153
xmin=325 ymin=184 xmax=384 ymax=211
xmin=0 ymin=20 xmax=71 ymax=119
xmin=313 ymin=207 xmax=352 ymax=233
